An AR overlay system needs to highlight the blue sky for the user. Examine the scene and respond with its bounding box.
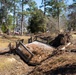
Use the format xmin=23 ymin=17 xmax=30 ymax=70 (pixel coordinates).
xmin=34 ymin=0 xmax=73 ymax=6
xmin=34 ymin=0 xmax=44 ymax=11
xmin=34 ymin=0 xmax=73 ymax=11
xmin=34 ymin=0 xmax=42 ymax=8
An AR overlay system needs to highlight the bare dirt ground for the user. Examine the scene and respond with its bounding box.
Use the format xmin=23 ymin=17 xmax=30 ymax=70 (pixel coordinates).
xmin=0 ymin=33 xmax=76 ymax=75
xmin=0 ymin=55 xmax=34 ymax=75
xmin=28 ymin=52 xmax=76 ymax=75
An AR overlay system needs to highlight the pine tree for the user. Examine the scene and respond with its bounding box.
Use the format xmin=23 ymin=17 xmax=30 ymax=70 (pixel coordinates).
xmin=68 ymin=1 xmax=76 ymax=30
xmin=41 ymin=0 xmax=66 ymax=31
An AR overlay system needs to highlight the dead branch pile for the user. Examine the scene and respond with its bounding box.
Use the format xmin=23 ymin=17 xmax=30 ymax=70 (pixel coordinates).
xmin=20 ymin=41 xmax=55 ymax=65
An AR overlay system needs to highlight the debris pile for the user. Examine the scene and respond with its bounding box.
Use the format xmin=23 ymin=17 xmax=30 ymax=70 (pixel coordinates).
xmin=28 ymin=52 xmax=76 ymax=75
xmin=0 ymin=32 xmax=76 ymax=75
xmin=49 ymin=33 xmax=71 ymax=47
xmin=25 ymin=41 xmax=55 ymax=65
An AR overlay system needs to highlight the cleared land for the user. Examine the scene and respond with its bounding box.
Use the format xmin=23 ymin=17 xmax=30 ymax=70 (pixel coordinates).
xmin=0 ymin=33 xmax=76 ymax=75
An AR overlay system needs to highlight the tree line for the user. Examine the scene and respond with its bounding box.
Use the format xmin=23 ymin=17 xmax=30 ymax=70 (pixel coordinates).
xmin=0 ymin=0 xmax=76 ymax=35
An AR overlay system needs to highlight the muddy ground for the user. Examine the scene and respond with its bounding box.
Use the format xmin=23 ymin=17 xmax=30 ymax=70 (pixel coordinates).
xmin=0 ymin=33 xmax=76 ymax=75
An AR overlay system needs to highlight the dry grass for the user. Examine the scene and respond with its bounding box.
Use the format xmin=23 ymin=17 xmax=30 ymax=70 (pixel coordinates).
xmin=72 ymin=34 xmax=76 ymax=40
xmin=0 ymin=55 xmax=34 ymax=75
xmin=0 ymin=56 xmax=16 ymax=71
xmin=0 ymin=35 xmax=30 ymax=48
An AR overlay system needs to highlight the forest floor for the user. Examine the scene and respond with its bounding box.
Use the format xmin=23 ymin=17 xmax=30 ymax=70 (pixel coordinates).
xmin=0 ymin=33 xmax=76 ymax=75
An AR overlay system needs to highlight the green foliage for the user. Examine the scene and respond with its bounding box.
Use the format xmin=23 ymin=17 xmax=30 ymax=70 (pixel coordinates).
xmin=1 ymin=14 xmax=13 ymax=33
xmin=1 ymin=25 xmax=8 ymax=33
xmin=28 ymin=9 xmax=47 ymax=33
xmin=46 ymin=0 xmax=66 ymax=17
xmin=41 ymin=0 xmax=66 ymax=30
xmin=7 ymin=15 xmax=13 ymax=25
xmin=7 ymin=15 xmax=14 ymax=30
xmin=28 ymin=0 xmax=37 ymax=9
xmin=26 ymin=0 xmax=38 ymax=15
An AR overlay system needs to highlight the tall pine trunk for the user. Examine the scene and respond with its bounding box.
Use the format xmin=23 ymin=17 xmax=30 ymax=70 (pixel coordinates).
xmin=44 ymin=0 xmax=46 ymax=15
xmin=58 ymin=9 xmax=60 ymax=31
xmin=57 ymin=0 xmax=60 ymax=31
xmin=21 ymin=0 xmax=23 ymax=35
xmin=13 ymin=0 xmax=16 ymax=33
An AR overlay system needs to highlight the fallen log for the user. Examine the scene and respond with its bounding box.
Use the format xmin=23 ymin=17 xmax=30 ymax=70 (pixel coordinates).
xmin=49 ymin=33 xmax=71 ymax=48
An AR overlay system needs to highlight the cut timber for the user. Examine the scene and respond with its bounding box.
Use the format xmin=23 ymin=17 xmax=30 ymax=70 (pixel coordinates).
xmin=15 ymin=40 xmax=34 ymax=63
xmin=19 ymin=41 xmax=34 ymax=56
xmin=15 ymin=41 xmax=55 ymax=65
